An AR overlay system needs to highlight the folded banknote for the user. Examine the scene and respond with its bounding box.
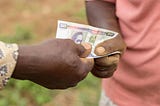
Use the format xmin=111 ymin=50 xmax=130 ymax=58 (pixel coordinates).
xmin=56 ymin=20 xmax=120 ymax=58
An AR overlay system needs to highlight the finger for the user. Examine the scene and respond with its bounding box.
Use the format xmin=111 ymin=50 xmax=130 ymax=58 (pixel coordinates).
xmin=91 ymin=65 xmax=117 ymax=78
xmin=95 ymin=46 xmax=106 ymax=56
xmin=94 ymin=35 xmax=126 ymax=56
xmin=77 ymin=43 xmax=92 ymax=58
xmin=80 ymin=58 xmax=94 ymax=73
xmin=77 ymin=58 xmax=94 ymax=80
xmin=91 ymin=68 xmax=115 ymax=78
xmin=94 ymin=63 xmax=117 ymax=72
xmin=95 ymin=54 xmax=120 ymax=66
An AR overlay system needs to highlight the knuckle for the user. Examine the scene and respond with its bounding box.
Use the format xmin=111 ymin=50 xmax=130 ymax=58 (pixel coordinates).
xmin=64 ymin=39 xmax=78 ymax=52
xmin=112 ymin=64 xmax=118 ymax=69
xmin=105 ymin=72 xmax=114 ymax=78
xmin=103 ymin=64 xmax=117 ymax=72
xmin=102 ymin=35 xmax=127 ymax=53
xmin=69 ymin=59 xmax=79 ymax=70
xmin=76 ymin=70 xmax=87 ymax=81
xmin=87 ymin=62 xmax=94 ymax=71
xmin=91 ymin=70 xmax=104 ymax=78
xmin=107 ymin=46 xmax=114 ymax=53
xmin=92 ymin=65 xmax=117 ymax=78
xmin=66 ymin=56 xmax=79 ymax=70
xmin=97 ymin=71 xmax=114 ymax=78
xmin=65 ymin=39 xmax=75 ymax=45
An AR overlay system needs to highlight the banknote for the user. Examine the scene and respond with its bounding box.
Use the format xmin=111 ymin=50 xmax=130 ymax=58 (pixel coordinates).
xmin=56 ymin=20 xmax=121 ymax=58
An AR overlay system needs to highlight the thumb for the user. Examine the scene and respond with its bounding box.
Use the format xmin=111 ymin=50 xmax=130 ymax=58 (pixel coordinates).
xmin=79 ymin=43 xmax=92 ymax=58
xmin=94 ymin=46 xmax=107 ymax=56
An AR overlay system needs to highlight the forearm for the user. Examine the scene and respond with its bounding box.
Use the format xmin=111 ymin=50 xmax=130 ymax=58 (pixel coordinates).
xmin=85 ymin=0 xmax=121 ymax=33
xmin=86 ymin=0 xmax=126 ymax=54
xmin=86 ymin=1 xmax=127 ymax=78
xmin=12 ymin=45 xmax=36 ymax=80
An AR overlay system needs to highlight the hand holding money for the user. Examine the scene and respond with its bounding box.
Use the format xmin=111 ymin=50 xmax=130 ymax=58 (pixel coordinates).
xmin=13 ymin=39 xmax=94 ymax=89
xmin=56 ymin=20 xmax=121 ymax=58
xmin=91 ymin=35 xmax=126 ymax=78
xmin=56 ymin=20 xmax=126 ymax=78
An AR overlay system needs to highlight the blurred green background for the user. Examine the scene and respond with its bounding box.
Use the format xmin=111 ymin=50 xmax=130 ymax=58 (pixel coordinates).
xmin=0 ymin=0 xmax=101 ymax=106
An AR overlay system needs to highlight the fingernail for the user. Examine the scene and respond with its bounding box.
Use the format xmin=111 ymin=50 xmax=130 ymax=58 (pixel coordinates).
xmin=81 ymin=43 xmax=91 ymax=50
xmin=96 ymin=47 xmax=105 ymax=55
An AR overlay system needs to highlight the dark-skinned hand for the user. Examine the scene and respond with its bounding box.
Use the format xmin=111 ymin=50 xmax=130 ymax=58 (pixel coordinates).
xmin=91 ymin=35 xmax=126 ymax=78
xmin=12 ymin=39 xmax=94 ymax=89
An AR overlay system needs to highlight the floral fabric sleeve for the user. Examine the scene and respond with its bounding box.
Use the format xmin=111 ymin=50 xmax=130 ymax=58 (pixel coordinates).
xmin=0 ymin=41 xmax=19 ymax=90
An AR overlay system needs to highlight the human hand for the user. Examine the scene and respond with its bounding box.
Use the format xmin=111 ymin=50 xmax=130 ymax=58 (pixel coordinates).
xmin=91 ymin=35 xmax=126 ymax=78
xmin=12 ymin=39 xmax=94 ymax=89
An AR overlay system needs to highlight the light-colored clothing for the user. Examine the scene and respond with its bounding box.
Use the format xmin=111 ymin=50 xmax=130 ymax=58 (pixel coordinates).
xmin=99 ymin=90 xmax=117 ymax=106
xmin=0 ymin=41 xmax=18 ymax=89
xmin=87 ymin=0 xmax=160 ymax=106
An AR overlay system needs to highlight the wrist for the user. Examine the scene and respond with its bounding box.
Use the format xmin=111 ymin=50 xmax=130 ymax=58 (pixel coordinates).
xmin=12 ymin=45 xmax=37 ymax=80
xmin=86 ymin=0 xmax=121 ymax=33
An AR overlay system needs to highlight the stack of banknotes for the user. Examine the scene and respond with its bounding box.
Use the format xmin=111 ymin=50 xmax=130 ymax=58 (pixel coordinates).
xmin=56 ymin=20 xmax=120 ymax=58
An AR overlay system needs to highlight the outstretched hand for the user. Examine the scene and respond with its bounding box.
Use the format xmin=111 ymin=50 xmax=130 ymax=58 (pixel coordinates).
xmin=12 ymin=39 xmax=94 ymax=89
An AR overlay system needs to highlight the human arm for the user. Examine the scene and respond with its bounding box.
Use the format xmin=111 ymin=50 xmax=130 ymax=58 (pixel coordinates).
xmin=85 ymin=0 xmax=126 ymax=78
xmin=0 ymin=39 xmax=93 ymax=90
xmin=11 ymin=39 xmax=94 ymax=89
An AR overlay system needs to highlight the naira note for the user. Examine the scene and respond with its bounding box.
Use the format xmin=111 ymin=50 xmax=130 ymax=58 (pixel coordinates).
xmin=56 ymin=20 xmax=121 ymax=58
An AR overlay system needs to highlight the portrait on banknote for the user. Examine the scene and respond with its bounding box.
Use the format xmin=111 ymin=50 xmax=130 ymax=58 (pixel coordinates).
xmin=68 ymin=31 xmax=87 ymax=44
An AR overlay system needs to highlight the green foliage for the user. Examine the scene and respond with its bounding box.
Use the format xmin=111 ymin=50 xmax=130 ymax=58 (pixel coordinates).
xmin=75 ymin=74 xmax=101 ymax=106
xmin=0 ymin=26 xmax=35 ymax=44
xmin=1 ymin=79 xmax=53 ymax=106
xmin=73 ymin=8 xmax=86 ymax=20
xmin=0 ymin=74 xmax=101 ymax=106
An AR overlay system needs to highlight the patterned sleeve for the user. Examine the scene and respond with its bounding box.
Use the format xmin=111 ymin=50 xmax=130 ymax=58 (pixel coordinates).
xmin=0 ymin=41 xmax=19 ymax=90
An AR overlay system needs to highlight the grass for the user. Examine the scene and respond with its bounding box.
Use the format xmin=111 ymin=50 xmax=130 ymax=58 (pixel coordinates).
xmin=0 ymin=25 xmax=35 ymax=44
